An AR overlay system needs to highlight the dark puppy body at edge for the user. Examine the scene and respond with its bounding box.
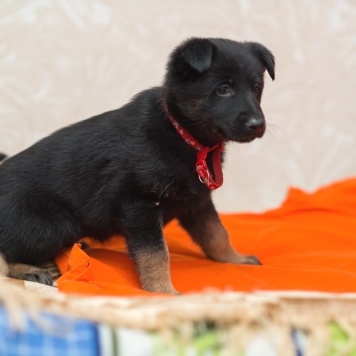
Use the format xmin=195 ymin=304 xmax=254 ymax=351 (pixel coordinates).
xmin=0 ymin=38 xmax=275 ymax=294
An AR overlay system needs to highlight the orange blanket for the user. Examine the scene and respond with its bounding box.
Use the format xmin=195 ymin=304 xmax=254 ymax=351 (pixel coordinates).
xmin=55 ymin=178 xmax=356 ymax=297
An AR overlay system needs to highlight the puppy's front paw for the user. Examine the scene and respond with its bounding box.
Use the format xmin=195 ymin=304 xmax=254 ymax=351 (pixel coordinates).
xmin=242 ymin=255 xmax=261 ymax=265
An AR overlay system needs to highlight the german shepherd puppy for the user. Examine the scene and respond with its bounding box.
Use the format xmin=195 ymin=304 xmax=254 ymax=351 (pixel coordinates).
xmin=0 ymin=38 xmax=274 ymax=294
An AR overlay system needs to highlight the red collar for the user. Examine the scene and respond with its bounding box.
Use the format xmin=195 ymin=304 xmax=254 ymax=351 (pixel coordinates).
xmin=164 ymin=105 xmax=224 ymax=190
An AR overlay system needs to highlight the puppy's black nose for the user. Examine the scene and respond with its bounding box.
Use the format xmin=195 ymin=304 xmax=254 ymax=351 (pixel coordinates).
xmin=245 ymin=116 xmax=265 ymax=136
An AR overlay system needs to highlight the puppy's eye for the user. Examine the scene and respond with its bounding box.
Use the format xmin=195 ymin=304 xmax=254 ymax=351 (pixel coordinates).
xmin=253 ymin=84 xmax=262 ymax=97
xmin=216 ymin=85 xmax=231 ymax=97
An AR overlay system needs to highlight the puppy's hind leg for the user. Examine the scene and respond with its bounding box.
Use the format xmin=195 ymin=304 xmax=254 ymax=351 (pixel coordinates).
xmin=8 ymin=263 xmax=54 ymax=286
xmin=1 ymin=197 xmax=81 ymax=286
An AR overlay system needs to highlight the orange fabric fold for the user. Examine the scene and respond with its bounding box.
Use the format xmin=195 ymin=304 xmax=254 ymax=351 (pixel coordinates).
xmin=55 ymin=178 xmax=356 ymax=296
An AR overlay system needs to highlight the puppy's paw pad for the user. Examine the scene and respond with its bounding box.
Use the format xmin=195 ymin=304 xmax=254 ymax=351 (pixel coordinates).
xmin=243 ymin=255 xmax=261 ymax=265
xmin=22 ymin=270 xmax=53 ymax=286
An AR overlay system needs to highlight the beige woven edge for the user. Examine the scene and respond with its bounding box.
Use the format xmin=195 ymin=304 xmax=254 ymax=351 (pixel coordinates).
xmin=2 ymin=273 xmax=356 ymax=329
xmin=2 ymin=259 xmax=356 ymax=356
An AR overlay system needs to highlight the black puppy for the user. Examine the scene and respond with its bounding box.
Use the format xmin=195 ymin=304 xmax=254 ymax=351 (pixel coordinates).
xmin=0 ymin=38 xmax=274 ymax=294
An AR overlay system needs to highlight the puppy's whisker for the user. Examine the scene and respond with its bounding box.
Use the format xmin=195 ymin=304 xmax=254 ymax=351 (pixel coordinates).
xmin=267 ymin=122 xmax=282 ymax=131
xmin=264 ymin=122 xmax=282 ymax=142
xmin=265 ymin=129 xmax=278 ymax=142
xmin=266 ymin=121 xmax=284 ymax=136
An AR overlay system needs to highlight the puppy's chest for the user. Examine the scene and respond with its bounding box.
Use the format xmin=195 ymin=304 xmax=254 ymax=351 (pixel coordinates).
xmin=148 ymin=171 xmax=208 ymax=207
xmin=139 ymin=143 xmax=213 ymax=207
xmin=150 ymin=176 xmax=199 ymax=201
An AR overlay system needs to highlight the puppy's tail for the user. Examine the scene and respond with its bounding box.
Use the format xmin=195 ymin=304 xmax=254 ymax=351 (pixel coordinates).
xmin=0 ymin=153 xmax=7 ymax=162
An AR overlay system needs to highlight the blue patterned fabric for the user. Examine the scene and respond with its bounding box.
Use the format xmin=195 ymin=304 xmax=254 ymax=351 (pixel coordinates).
xmin=0 ymin=305 xmax=99 ymax=356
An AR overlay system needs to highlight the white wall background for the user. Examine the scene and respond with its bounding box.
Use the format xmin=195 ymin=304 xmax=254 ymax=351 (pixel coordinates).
xmin=0 ymin=0 xmax=355 ymax=212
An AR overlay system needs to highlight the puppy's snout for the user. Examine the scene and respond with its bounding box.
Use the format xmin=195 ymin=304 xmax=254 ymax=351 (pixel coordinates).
xmin=245 ymin=116 xmax=265 ymax=137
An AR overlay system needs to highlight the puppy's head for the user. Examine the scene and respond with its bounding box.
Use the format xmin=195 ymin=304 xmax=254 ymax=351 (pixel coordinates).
xmin=164 ymin=38 xmax=275 ymax=144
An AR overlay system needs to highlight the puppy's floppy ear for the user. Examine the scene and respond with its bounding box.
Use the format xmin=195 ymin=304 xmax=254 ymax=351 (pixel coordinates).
xmin=248 ymin=42 xmax=275 ymax=80
xmin=180 ymin=38 xmax=215 ymax=73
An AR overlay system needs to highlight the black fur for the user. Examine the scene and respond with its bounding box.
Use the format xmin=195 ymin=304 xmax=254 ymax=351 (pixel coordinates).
xmin=0 ymin=38 xmax=274 ymax=292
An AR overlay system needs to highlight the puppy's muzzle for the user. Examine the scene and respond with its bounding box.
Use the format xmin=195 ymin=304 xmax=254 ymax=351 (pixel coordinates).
xmin=245 ymin=116 xmax=265 ymax=138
